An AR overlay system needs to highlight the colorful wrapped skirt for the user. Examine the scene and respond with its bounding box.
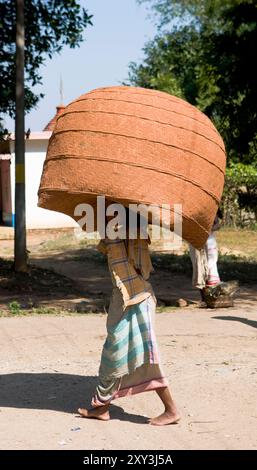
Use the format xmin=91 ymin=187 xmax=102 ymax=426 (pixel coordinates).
xmin=92 ymin=287 xmax=168 ymax=407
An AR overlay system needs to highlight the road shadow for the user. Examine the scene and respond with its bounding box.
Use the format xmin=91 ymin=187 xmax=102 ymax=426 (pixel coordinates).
xmin=0 ymin=373 xmax=149 ymax=424
xmin=2 ymin=247 xmax=256 ymax=311
xmin=213 ymin=315 xmax=257 ymax=329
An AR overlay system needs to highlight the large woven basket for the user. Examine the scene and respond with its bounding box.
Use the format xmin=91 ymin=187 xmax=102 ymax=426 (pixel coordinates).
xmin=38 ymin=86 xmax=226 ymax=248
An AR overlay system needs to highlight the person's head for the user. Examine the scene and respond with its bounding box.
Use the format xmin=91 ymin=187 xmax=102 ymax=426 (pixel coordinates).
xmin=104 ymin=205 xmax=148 ymax=240
xmin=125 ymin=207 xmax=148 ymax=239
xmin=217 ymin=207 xmax=223 ymax=219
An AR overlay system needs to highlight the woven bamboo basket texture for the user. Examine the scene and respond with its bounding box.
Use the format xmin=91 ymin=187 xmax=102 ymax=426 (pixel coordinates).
xmin=38 ymin=86 xmax=226 ymax=248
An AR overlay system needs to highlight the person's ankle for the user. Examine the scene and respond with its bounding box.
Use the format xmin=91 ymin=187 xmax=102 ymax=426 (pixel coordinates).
xmin=165 ymin=406 xmax=177 ymax=414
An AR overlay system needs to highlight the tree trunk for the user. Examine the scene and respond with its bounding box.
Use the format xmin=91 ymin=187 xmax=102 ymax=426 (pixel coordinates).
xmin=15 ymin=0 xmax=27 ymax=272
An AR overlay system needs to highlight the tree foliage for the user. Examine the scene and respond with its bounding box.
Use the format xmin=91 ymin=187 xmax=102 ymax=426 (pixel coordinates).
xmin=0 ymin=0 xmax=92 ymax=134
xmin=130 ymin=0 xmax=257 ymax=165
xmin=223 ymin=163 xmax=257 ymax=226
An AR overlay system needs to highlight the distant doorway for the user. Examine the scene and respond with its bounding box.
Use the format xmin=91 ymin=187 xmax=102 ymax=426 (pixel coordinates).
xmin=0 ymin=157 xmax=12 ymax=226
xmin=0 ymin=161 xmax=2 ymax=224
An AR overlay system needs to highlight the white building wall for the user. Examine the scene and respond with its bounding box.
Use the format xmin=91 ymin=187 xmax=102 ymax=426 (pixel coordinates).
xmin=10 ymin=138 xmax=77 ymax=229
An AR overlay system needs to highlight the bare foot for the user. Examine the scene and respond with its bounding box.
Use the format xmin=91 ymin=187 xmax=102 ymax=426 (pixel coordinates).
xmin=149 ymin=410 xmax=181 ymax=426
xmin=78 ymin=405 xmax=110 ymax=421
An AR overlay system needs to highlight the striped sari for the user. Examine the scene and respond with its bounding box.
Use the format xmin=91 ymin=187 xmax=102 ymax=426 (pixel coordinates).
xmin=91 ymin=238 xmax=168 ymax=407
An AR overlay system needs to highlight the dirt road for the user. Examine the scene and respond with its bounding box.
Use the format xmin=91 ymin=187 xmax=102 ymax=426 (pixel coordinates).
xmin=1 ymin=229 xmax=256 ymax=449
xmin=0 ymin=306 xmax=257 ymax=450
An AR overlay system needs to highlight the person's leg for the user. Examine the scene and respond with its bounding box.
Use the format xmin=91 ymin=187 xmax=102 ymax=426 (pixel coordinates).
xmin=78 ymin=376 xmax=121 ymax=421
xmin=149 ymin=386 xmax=180 ymax=426
xmin=189 ymin=243 xmax=209 ymax=290
xmin=206 ymin=233 xmax=220 ymax=286
xmin=78 ymin=404 xmax=110 ymax=421
xmin=78 ymin=289 xmax=122 ymax=421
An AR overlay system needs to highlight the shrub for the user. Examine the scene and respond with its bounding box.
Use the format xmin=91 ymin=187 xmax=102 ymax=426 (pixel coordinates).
xmin=222 ymin=163 xmax=257 ymax=227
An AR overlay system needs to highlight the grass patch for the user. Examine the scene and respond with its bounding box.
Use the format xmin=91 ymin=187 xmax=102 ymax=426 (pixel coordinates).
xmin=39 ymin=233 xmax=98 ymax=252
xmin=152 ymin=252 xmax=192 ymax=274
xmin=152 ymin=251 xmax=257 ymax=283
xmin=216 ymin=228 xmax=257 ymax=259
xmin=71 ymin=248 xmax=107 ymax=264
xmin=0 ymin=257 xmax=78 ymax=295
xmin=0 ymin=306 xmax=75 ymax=317
xmin=8 ymin=301 xmax=22 ymax=315
xmin=156 ymin=305 xmax=178 ymax=313
xmin=218 ymin=254 xmax=257 ymax=283
xmin=31 ymin=306 xmax=68 ymax=315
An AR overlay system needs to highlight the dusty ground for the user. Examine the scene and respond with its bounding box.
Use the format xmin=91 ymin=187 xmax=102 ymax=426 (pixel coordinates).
xmin=0 ymin=228 xmax=257 ymax=450
xmin=0 ymin=309 xmax=257 ymax=450
xmin=1 ymin=228 xmax=257 ymax=313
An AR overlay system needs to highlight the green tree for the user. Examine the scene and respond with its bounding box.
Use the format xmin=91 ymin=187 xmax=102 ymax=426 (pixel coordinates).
xmin=0 ymin=0 xmax=92 ymax=134
xmin=131 ymin=0 xmax=257 ymax=165
xmin=128 ymin=27 xmax=200 ymax=104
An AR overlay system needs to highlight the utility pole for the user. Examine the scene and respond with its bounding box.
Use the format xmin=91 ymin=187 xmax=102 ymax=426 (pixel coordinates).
xmin=15 ymin=0 xmax=27 ymax=272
